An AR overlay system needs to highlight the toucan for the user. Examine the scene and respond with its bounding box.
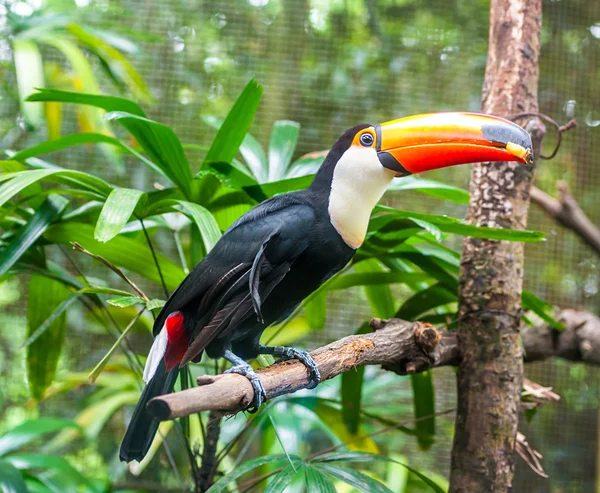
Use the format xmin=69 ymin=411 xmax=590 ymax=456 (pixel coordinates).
xmin=119 ymin=112 xmax=533 ymax=462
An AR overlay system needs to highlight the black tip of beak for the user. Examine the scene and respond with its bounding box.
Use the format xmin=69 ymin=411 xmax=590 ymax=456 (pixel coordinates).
xmin=481 ymin=120 xmax=533 ymax=159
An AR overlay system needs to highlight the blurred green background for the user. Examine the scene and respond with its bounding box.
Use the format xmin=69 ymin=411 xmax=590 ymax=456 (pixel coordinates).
xmin=0 ymin=0 xmax=599 ymax=492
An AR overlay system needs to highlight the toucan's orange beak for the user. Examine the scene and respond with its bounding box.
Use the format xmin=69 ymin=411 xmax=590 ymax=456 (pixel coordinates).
xmin=375 ymin=112 xmax=533 ymax=177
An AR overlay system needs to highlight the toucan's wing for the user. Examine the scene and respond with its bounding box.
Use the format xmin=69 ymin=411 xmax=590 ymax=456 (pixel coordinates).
xmin=179 ymin=239 xmax=296 ymax=365
xmin=152 ymin=195 xmax=315 ymax=338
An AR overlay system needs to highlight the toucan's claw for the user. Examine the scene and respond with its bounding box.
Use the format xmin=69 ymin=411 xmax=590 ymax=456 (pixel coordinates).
xmin=224 ymin=363 xmax=266 ymax=412
xmin=259 ymin=345 xmax=321 ymax=390
xmin=223 ymin=349 xmax=266 ymax=412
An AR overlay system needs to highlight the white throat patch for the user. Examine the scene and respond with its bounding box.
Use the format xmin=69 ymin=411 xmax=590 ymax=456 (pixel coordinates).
xmin=328 ymin=146 xmax=395 ymax=249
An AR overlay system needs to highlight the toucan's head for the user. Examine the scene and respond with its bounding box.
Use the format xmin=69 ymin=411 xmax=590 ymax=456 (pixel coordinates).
xmin=313 ymin=112 xmax=533 ymax=249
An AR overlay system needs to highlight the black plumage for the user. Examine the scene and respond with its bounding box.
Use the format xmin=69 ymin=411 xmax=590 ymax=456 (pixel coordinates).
xmin=120 ymin=124 xmax=367 ymax=462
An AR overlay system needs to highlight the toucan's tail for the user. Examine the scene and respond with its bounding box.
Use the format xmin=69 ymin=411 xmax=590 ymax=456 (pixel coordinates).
xmin=120 ymin=360 xmax=179 ymax=462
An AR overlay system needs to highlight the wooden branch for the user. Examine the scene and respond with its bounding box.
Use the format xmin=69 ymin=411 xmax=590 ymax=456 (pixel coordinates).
xmin=531 ymin=182 xmax=600 ymax=255
xmin=147 ymin=320 xmax=459 ymax=420
xmin=523 ymin=309 xmax=600 ymax=365
xmin=147 ymin=311 xmax=599 ymax=420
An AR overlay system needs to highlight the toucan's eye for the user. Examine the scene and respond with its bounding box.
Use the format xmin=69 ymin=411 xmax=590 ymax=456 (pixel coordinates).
xmin=359 ymin=133 xmax=374 ymax=147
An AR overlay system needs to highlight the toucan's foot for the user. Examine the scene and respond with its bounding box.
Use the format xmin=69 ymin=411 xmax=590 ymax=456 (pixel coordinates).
xmin=259 ymin=345 xmax=321 ymax=390
xmin=223 ymin=350 xmax=266 ymax=412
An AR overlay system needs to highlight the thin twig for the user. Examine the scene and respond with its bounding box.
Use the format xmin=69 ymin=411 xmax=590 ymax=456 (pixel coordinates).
xmin=530 ymin=182 xmax=600 ymax=255
xmin=71 ymin=242 xmax=149 ymax=302
xmin=140 ymin=218 xmax=170 ymax=299
xmin=516 ymin=432 xmax=548 ymax=478
xmin=507 ymin=112 xmax=576 ymax=160
xmin=216 ymin=412 xmax=263 ymax=464
xmin=88 ymin=308 xmax=145 ymax=382
xmin=59 ymin=246 xmax=145 ymax=375
xmin=60 ymin=249 xmax=182 ymax=483
xmin=307 ymin=408 xmax=457 ymax=462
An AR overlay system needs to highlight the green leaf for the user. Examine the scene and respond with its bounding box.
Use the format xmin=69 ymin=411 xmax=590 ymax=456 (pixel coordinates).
xmin=26 ymin=275 xmax=72 ymax=400
xmin=354 ymin=259 xmax=396 ymax=318
xmin=314 ymin=451 xmax=399 ymax=465
xmin=522 ymin=290 xmax=565 ymax=330
xmin=327 ymin=272 xmax=430 ymax=291
xmin=0 ymin=195 xmax=69 ymax=277
xmin=400 ymin=463 xmax=447 ymax=493
xmin=317 ymin=452 xmax=445 ymax=492
xmin=43 ymin=222 xmax=185 ymax=290
xmin=244 ymin=174 xmax=315 ymax=200
xmin=293 ymin=400 xmax=378 ymax=453
xmin=202 ymin=116 xmax=267 ymax=182
xmin=239 ymin=129 xmax=268 ymax=182
xmin=202 ymin=79 xmax=263 ymax=169
xmin=78 ymin=286 xmax=134 ymax=297
xmin=0 ymin=460 xmax=28 ymax=493
xmin=203 ymin=161 xmax=262 ymax=197
xmin=104 ymin=111 xmax=193 ymax=197
xmin=26 ymin=88 xmax=146 ymax=117
xmin=4 ymin=454 xmax=89 ymax=490
xmin=10 ymin=133 xmax=162 ymax=179
xmin=265 ymin=463 xmax=303 ymax=493
xmin=88 ymin=309 xmax=144 ymax=382
xmin=396 ymin=251 xmax=458 ymax=289
xmin=66 ymin=24 xmax=153 ymax=103
xmin=173 ymin=200 xmax=221 ymax=253
xmin=0 ymin=419 xmax=78 ymax=456
xmin=375 ymin=205 xmax=544 ymax=242
xmin=268 ymin=120 xmax=301 ymax=181
xmin=208 ymin=190 xmax=256 ymax=212
xmin=388 ymin=176 xmax=470 ymax=204
xmin=315 ymin=464 xmax=393 ymax=493
xmin=107 ymin=296 xmax=143 ymax=308
xmin=146 ymin=198 xmax=221 ymax=253
xmin=411 ymin=372 xmax=435 ymax=450
xmin=409 ymin=218 xmax=443 ymax=242
xmin=95 ymin=187 xmax=144 ymax=242
xmin=42 ymin=38 xmax=100 ymax=94
xmin=304 ymin=291 xmax=326 ymax=331
xmin=304 ymin=465 xmax=336 ymax=493
xmin=341 ymin=323 xmax=370 ymax=435
xmin=61 ymin=392 xmax=140 ymax=445
xmin=13 ymin=39 xmax=44 ymax=129
xmin=146 ymin=299 xmax=165 ymax=310
xmin=396 ymin=283 xmax=458 ymax=321
xmin=288 ymin=152 xmax=326 ymax=178
xmin=0 ymin=169 xmax=112 ymax=207
xmin=25 ymin=89 xmax=176 ymax=182
xmin=23 ymin=293 xmax=79 ymax=348
xmin=206 ymin=454 xmax=296 ymax=493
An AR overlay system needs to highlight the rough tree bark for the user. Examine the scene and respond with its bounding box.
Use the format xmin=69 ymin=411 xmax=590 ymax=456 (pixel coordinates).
xmin=449 ymin=0 xmax=543 ymax=491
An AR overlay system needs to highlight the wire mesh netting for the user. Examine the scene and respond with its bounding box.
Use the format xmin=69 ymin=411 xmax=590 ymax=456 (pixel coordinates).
xmin=1 ymin=0 xmax=599 ymax=490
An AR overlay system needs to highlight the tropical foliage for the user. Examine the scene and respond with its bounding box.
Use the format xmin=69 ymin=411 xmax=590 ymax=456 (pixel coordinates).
xmin=0 ymin=74 xmax=562 ymax=492
xmin=6 ymin=0 xmax=151 ymax=134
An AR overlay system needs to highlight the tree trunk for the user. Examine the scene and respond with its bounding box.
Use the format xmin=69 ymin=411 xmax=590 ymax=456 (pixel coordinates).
xmin=449 ymin=0 xmax=543 ymax=491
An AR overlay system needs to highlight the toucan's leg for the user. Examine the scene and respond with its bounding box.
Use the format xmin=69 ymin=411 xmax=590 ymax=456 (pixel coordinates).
xmin=223 ymin=350 xmax=266 ymax=412
xmin=258 ymin=345 xmax=320 ymax=389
